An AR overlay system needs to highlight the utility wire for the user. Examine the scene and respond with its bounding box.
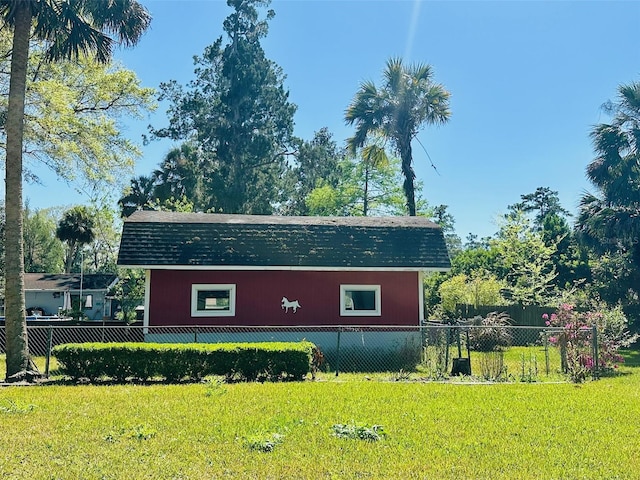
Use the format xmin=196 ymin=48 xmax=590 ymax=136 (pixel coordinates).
xmin=415 ymin=136 xmax=441 ymax=176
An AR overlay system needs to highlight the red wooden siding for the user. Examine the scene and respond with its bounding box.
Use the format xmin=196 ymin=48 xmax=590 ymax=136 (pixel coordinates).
xmin=148 ymin=270 xmax=420 ymax=326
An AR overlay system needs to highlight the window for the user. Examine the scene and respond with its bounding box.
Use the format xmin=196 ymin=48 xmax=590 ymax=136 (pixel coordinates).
xmin=340 ymin=285 xmax=381 ymax=316
xmin=191 ymin=284 xmax=236 ymax=317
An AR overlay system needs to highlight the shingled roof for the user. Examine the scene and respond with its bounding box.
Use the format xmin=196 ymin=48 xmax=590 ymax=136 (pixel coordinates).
xmin=25 ymin=273 xmax=118 ymax=291
xmin=117 ymin=211 xmax=451 ymax=270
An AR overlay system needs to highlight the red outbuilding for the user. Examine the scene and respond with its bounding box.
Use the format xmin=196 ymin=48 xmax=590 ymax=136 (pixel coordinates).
xmin=117 ymin=211 xmax=451 ymax=330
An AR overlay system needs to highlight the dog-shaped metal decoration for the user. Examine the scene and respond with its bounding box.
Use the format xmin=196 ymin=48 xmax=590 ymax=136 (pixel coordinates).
xmin=281 ymin=297 xmax=301 ymax=313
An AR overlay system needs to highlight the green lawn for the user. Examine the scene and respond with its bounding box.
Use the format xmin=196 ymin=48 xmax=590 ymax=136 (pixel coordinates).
xmin=1 ymin=354 xmax=639 ymax=479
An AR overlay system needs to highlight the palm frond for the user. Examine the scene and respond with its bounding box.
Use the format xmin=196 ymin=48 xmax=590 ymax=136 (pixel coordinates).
xmin=383 ymin=57 xmax=405 ymax=94
xmin=20 ymin=0 xmax=151 ymax=63
xmin=82 ymin=0 xmax=152 ymax=47
xmin=617 ymin=81 xmax=640 ymax=120
xmin=361 ymin=144 xmax=389 ymax=168
xmin=407 ymin=62 xmax=433 ymax=84
xmin=578 ymin=191 xmax=640 ymax=247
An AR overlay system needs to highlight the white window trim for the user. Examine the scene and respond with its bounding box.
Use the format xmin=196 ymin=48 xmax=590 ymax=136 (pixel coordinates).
xmin=340 ymin=284 xmax=381 ymax=317
xmin=191 ymin=283 xmax=236 ymax=317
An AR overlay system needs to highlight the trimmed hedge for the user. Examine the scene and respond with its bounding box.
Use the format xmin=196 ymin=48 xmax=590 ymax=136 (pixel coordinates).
xmin=52 ymin=341 xmax=316 ymax=382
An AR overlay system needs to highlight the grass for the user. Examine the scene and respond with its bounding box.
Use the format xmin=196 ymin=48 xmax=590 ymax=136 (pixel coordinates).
xmin=0 ymin=353 xmax=639 ymax=478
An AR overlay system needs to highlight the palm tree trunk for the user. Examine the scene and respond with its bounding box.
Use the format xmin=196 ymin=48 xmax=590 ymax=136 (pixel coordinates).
xmin=4 ymin=2 xmax=33 ymax=381
xmin=64 ymin=241 xmax=78 ymax=274
xmin=363 ymin=164 xmax=370 ymax=216
xmin=400 ymin=141 xmax=417 ymax=216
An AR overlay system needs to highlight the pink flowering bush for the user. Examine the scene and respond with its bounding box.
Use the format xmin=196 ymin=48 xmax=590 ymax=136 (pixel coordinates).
xmin=544 ymin=303 xmax=637 ymax=382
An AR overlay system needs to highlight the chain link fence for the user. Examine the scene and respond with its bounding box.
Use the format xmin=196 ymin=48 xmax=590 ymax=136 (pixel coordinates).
xmin=0 ymin=323 xmax=600 ymax=382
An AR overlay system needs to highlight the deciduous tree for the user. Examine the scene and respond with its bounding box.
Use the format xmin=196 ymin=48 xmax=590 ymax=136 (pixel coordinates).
xmin=0 ymin=0 xmax=151 ymax=381
xmin=510 ymin=188 xmax=589 ymax=290
xmin=491 ymin=212 xmax=557 ymax=305
xmin=306 ymin=156 xmax=421 ymax=217
xmin=23 ymin=204 xmax=64 ymax=273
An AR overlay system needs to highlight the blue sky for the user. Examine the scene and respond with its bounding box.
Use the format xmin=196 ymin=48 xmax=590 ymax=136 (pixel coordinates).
xmin=18 ymin=0 xmax=640 ymax=239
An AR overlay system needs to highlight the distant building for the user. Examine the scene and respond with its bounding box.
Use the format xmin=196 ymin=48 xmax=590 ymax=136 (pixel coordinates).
xmin=24 ymin=273 xmax=118 ymax=320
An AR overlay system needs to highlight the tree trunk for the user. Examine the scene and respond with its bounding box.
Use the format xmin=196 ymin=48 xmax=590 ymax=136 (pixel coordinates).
xmin=64 ymin=241 xmax=78 ymax=274
xmin=4 ymin=3 xmax=34 ymax=381
xmin=400 ymin=140 xmax=416 ymax=216
xmin=363 ymin=164 xmax=370 ymax=216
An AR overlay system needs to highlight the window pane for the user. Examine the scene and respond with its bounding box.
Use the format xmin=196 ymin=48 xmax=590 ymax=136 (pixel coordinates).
xmin=191 ymin=284 xmax=236 ymax=317
xmin=341 ymin=285 xmax=381 ymax=316
xmin=346 ymin=290 xmax=376 ymax=311
xmin=197 ymin=290 xmax=230 ymax=311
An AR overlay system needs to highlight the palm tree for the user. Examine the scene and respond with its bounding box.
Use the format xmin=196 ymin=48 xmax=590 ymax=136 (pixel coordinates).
xmin=56 ymin=206 xmax=96 ymax=274
xmin=577 ymin=81 xmax=640 ymax=307
xmin=345 ymin=57 xmax=450 ymax=216
xmin=1 ymin=0 xmax=151 ymax=381
xmin=153 ymin=143 xmax=206 ymax=209
xmin=577 ymin=81 xmax=640 ymax=247
xmin=118 ymin=175 xmax=157 ymax=217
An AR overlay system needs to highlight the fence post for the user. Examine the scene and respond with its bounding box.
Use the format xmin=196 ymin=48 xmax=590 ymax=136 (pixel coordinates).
xmin=420 ymin=323 xmax=426 ymax=364
xmin=444 ymin=326 xmax=450 ymax=371
xmin=335 ymin=327 xmax=341 ymax=377
xmin=592 ymin=324 xmax=599 ymax=380
xmin=44 ymin=325 xmax=53 ymax=378
xmin=544 ymin=331 xmax=550 ymax=376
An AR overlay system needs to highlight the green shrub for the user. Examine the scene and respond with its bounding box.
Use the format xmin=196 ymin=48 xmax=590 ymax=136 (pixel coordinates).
xmin=52 ymin=341 xmax=315 ymax=383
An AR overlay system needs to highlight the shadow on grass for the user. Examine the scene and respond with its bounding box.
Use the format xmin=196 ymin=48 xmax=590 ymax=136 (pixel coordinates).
xmin=621 ymin=349 xmax=640 ymax=367
xmin=38 ymin=375 xmax=224 ymax=387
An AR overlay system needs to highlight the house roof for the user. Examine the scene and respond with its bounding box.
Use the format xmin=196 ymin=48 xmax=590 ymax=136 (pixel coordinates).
xmin=117 ymin=211 xmax=451 ymax=271
xmin=24 ymin=273 xmax=118 ymax=292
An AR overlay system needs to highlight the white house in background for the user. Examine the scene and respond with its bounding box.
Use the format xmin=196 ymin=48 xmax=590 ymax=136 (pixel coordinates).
xmin=24 ymin=273 xmax=118 ymax=320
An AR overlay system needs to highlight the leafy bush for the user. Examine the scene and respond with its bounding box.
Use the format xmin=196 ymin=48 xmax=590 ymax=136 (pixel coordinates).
xmin=438 ymin=274 xmax=507 ymax=315
xmin=545 ymin=303 xmax=638 ymax=382
xmin=52 ymin=341 xmax=315 ymax=383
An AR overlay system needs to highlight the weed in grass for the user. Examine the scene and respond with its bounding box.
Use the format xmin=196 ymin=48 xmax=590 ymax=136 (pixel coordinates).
xmin=245 ymin=433 xmax=285 ymax=452
xmin=104 ymin=425 xmax=157 ymax=442
xmin=477 ymin=351 xmax=507 ymax=381
xmin=0 ymin=399 xmax=35 ymax=414
xmin=390 ymin=369 xmax=412 ymax=382
xmin=419 ymin=344 xmax=449 ymax=380
xmin=204 ymin=377 xmax=227 ymax=397
xmin=520 ymin=353 xmax=539 ymax=383
xmin=332 ymin=422 xmax=385 ymax=442
xmin=129 ymin=424 xmax=157 ymax=440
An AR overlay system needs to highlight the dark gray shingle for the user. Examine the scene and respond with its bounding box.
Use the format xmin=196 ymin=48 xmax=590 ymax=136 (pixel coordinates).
xmin=117 ymin=211 xmax=451 ymax=269
xmin=25 ymin=273 xmax=117 ymax=291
